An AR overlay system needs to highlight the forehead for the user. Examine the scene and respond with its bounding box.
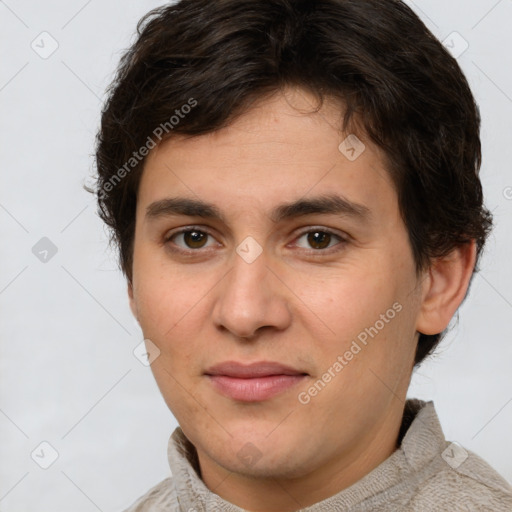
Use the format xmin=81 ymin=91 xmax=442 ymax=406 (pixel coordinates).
xmin=138 ymin=89 xmax=398 ymax=227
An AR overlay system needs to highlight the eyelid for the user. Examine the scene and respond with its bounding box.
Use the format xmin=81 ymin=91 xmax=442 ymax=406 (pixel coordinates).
xmin=164 ymin=225 xmax=213 ymax=240
xmin=293 ymin=225 xmax=348 ymax=240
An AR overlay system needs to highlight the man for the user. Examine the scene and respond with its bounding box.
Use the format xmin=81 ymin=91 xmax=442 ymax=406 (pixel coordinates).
xmin=94 ymin=0 xmax=512 ymax=510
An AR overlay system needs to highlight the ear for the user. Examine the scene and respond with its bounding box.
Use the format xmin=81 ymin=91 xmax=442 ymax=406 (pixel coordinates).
xmin=416 ymin=240 xmax=477 ymax=335
xmin=128 ymin=281 xmax=138 ymax=321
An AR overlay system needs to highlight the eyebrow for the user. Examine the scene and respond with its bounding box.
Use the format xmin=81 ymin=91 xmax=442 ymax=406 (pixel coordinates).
xmin=145 ymin=194 xmax=372 ymax=224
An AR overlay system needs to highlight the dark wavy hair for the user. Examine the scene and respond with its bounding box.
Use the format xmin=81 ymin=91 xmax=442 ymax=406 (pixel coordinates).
xmin=93 ymin=0 xmax=493 ymax=366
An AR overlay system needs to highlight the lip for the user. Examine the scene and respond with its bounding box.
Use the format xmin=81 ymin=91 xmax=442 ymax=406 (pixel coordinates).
xmin=205 ymin=361 xmax=308 ymax=402
xmin=205 ymin=361 xmax=306 ymax=378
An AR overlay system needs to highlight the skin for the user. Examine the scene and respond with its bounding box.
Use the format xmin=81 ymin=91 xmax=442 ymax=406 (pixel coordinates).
xmin=128 ymin=88 xmax=476 ymax=511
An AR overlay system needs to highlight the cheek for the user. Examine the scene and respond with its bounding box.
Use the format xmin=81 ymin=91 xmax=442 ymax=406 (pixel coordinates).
xmin=132 ymin=266 xmax=220 ymax=370
xmin=132 ymin=251 xmax=199 ymax=335
xmin=305 ymin=269 xmax=398 ymax=338
xmin=302 ymin=263 xmax=418 ymax=394
xmin=134 ymin=282 xmax=176 ymax=337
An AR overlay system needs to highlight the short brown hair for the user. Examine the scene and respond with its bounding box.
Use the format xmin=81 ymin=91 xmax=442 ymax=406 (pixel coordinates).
xmin=93 ymin=0 xmax=493 ymax=365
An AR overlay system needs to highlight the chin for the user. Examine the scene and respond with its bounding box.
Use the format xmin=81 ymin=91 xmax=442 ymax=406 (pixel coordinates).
xmin=206 ymin=429 xmax=312 ymax=477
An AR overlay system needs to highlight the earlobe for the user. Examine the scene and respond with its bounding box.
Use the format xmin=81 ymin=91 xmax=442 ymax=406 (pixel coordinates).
xmin=415 ymin=241 xmax=477 ymax=336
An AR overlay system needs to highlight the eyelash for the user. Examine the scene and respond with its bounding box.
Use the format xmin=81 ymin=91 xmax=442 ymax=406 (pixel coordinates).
xmin=163 ymin=226 xmax=348 ymax=256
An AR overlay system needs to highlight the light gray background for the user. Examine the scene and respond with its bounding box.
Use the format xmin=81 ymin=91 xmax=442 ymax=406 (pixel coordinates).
xmin=1 ymin=1 xmax=511 ymax=510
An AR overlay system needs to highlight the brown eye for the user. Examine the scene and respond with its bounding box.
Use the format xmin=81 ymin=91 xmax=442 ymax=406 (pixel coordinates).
xmin=182 ymin=230 xmax=208 ymax=249
xmin=294 ymin=228 xmax=347 ymax=253
xmin=307 ymin=231 xmax=332 ymax=250
xmin=166 ymin=228 xmax=216 ymax=251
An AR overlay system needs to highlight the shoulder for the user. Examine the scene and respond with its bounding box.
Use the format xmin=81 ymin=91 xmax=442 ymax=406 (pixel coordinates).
xmin=408 ymin=446 xmax=512 ymax=511
xmin=121 ymin=477 xmax=179 ymax=512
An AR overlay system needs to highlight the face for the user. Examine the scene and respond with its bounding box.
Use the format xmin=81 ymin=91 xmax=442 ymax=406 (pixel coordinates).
xmin=129 ymin=88 xmax=426 ymax=492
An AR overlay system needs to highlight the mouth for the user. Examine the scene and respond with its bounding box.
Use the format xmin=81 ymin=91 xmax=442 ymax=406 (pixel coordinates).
xmin=204 ymin=361 xmax=308 ymax=402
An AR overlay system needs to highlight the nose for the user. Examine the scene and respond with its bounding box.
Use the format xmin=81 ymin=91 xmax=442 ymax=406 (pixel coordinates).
xmin=211 ymin=245 xmax=292 ymax=340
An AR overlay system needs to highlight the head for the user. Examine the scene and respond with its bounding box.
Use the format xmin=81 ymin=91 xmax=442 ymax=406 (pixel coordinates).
xmin=94 ymin=0 xmax=492 ymax=505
